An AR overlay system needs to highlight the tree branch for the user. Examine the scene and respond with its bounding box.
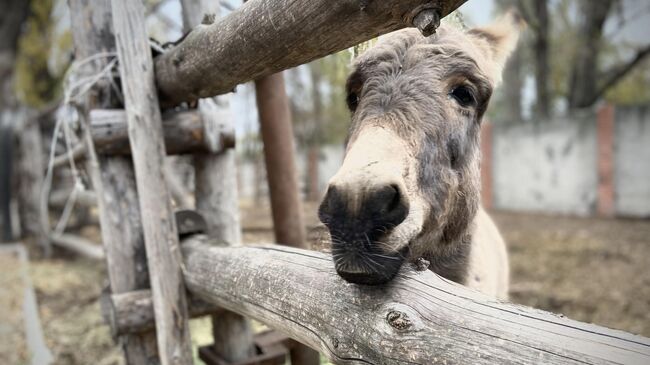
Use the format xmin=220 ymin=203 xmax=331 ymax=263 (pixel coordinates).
xmin=595 ymin=44 xmax=650 ymax=102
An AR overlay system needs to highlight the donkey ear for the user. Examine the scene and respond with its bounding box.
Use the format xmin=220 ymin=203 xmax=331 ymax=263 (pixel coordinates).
xmin=467 ymin=9 xmax=525 ymax=85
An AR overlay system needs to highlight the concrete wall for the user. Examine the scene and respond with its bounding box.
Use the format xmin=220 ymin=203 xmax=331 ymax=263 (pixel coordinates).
xmin=488 ymin=105 xmax=650 ymax=217
xmin=492 ymin=113 xmax=598 ymax=215
xmin=614 ymin=106 xmax=650 ymax=217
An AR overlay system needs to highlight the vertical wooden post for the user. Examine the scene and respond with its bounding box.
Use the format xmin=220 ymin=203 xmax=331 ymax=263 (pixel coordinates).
xmin=597 ymin=103 xmax=615 ymax=217
xmin=15 ymin=112 xmax=46 ymax=246
xmin=111 ymin=0 xmax=193 ymax=364
xmin=255 ymin=72 xmax=320 ymax=364
xmin=69 ymin=0 xmax=159 ymax=363
xmin=179 ymin=0 xmax=257 ymax=362
xmin=68 ymin=0 xmax=159 ymax=363
xmin=255 ymin=74 xmax=308 ymax=248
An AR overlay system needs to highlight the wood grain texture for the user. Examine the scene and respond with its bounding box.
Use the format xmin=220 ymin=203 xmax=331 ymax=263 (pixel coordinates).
xmin=154 ymin=0 xmax=467 ymax=106
xmin=111 ymin=0 xmax=192 ymax=363
xmin=49 ymin=233 xmax=104 ymax=259
xmin=105 ymin=289 xmax=223 ymax=336
xmin=179 ymin=1 xmax=257 ymax=361
xmin=68 ymin=0 xmax=159 ymax=363
xmin=90 ymin=109 xmax=234 ymax=155
xmin=182 ymin=238 xmax=650 ymax=365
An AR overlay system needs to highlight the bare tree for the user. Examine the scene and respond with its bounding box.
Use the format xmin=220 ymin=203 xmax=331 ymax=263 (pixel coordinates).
xmin=0 ymin=0 xmax=31 ymax=241
xmin=568 ymin=0 xmax=650 ymax=109
xmin=517 ymin=0 xmax=551 ymax=119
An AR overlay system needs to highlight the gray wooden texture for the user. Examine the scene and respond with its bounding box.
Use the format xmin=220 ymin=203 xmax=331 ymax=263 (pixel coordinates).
xmin=111 ymin=0 xmax=192 ymax=363
xmin=179 ymin=0 xmax=257 ymax=361
xmin=154 ymin=0 xmax=467 ymax=106
xmin=182 ymin=238 xmax=650 ymax=365
xmin=90 ymin=109 xmax=234 ymax=155
xmin=68 ymin=0 xmax=159 ymax=362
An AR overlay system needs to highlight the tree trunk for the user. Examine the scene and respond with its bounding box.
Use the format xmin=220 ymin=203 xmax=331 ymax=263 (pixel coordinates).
xmin=567 ymin=0 xmax=616 ymax=110
xmin=0 ymin=0 xmax=31 ymax=242
xmin=533 ymin=0 xmax=550 ymax=118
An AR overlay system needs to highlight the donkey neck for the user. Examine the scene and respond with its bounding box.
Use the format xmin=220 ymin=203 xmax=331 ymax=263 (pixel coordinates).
xmin=420 ymin=229 xmax=473 ymax=285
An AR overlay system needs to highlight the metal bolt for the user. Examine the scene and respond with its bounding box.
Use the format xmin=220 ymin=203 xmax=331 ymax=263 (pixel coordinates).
xmin=413 ymin=8 xmax=441 ymax=37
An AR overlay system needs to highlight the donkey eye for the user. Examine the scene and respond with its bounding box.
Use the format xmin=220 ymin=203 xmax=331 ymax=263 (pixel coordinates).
xmin=449 ymin=86 xmax=475 ymax=107
xmin=346 ymin=92 xmax=359 ymax=111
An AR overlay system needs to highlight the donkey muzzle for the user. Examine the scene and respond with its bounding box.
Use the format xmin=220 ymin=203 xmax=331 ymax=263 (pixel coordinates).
xmin=319 ymin=182 xmax=410 ymax=285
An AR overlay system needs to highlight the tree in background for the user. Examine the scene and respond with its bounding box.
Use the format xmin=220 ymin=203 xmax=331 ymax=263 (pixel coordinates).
xmin=0 ymin=0 xmax=31 ymax=241
xmin=491 ymin=0 xmax=650 ymax=121
xmin=288 ymin=50 xmax=352 ymax=201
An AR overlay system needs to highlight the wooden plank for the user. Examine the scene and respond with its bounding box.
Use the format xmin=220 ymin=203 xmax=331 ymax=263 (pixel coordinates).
xmin=111 ymin=1 xmax=193 ymax=363
xmin=49 ymin=233 xmax=104 ymax=260
xmin=68 ymin=0 xmax=159 ymax=362
xmin=89 ymin=109 xmax=234 ymax=155
xmin=14 ymin=111 xmax=47 ymax=249
xmin=104 ymin=289 xmax=224 ymax=336
xmin=182 ymin=238 xmax=650 ymax=365
xmin=154 ymin=0 xmax=467 ymax=107
xmin=48 ymin=189 xmax=97 ymax=207
xmin=178 ymin=0 xmax=257 ymax=362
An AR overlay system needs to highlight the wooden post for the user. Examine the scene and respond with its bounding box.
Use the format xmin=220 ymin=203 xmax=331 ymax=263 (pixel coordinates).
xmin=181 ymin=239 xmax=650 ymax=365
xmin=255 ymin=74 xmax=307 ymax=249
xmin=178 ymin=0 xmax=257 ymax=362
xmin=68 ymin=0 xmax=159 ymax=363
xmin=111 ymin=0 xmax=193 ymax=363
xmin=255 ymin=72 xmax=320 ymax=364
xmin=14 ymin=111 xmax=46 ymax=247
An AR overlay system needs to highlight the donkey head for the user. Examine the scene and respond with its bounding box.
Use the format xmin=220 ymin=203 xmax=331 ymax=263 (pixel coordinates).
xmin=319 ymin=13 xmax=522 ymax=285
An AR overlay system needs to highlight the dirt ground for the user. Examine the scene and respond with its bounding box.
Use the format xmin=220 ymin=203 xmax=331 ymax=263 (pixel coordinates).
xmin=2 ymin=202 xmax=649 ymax=364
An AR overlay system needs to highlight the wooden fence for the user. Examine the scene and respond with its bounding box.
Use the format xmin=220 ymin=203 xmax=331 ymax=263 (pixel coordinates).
xmin=36 ymin=0 xmax=650 ymax=364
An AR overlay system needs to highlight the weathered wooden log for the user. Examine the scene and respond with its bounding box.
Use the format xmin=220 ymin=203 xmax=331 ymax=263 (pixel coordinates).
xmin=15 ymin=111 xmax=47 ymax=248
xmin=182 ymin=237 xmax=650 ymax=365
xmin=90 ymin=109 xmax=235 ymax=155
xmin=69 ymin=0 xmax=159 ymax=362
xmin=48 ymin=188 xmax=97 ymax=207
xmin=104 ymin=289 xmax=224 ymax=336
xmin=179 ymin=0 xmax=258 ymax=362
xmin=51 ymin=144 xmax=85 ymax=170
xmin=111 ymin=0 xmax=193 ymax=363
xmin=154 ymin=0 xmax=467 ymax=107
xmin=49 ymin=233 xmax=105 ymax=260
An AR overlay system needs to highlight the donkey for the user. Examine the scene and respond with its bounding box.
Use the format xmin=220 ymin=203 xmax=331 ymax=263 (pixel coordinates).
xmin=318 ymin=13 xmax=522 ymax=299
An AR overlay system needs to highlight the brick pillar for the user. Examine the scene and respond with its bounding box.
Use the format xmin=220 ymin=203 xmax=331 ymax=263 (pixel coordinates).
xmin=597 ymin=104 xmax=615 ymax=216
xmin=480 ymin=120 xmax=493 ymax=210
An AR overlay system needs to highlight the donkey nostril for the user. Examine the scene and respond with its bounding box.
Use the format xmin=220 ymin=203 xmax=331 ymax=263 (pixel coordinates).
xmin=318 ymin=185 xmax=343 ymax=224
xmin=384 ymin=184 xmax=402 ymax=213
xmin=371 ymin=184 xmax=409 ymax=227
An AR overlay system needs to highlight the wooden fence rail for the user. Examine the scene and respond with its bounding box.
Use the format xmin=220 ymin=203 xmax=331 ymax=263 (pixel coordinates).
xmin=154 ymin=0 xmax=466 ymax=106
xmin=178 ymin=236 xmax=650 ymax=365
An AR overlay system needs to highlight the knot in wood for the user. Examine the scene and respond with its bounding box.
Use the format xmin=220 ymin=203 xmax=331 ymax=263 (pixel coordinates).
xmin=386 ymin=310 xmax=412 ymax=330
xmin=413 ymin=8 xmax=440 ymax=37
xmin=415 ymin=257 xmax=430 ymax=271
